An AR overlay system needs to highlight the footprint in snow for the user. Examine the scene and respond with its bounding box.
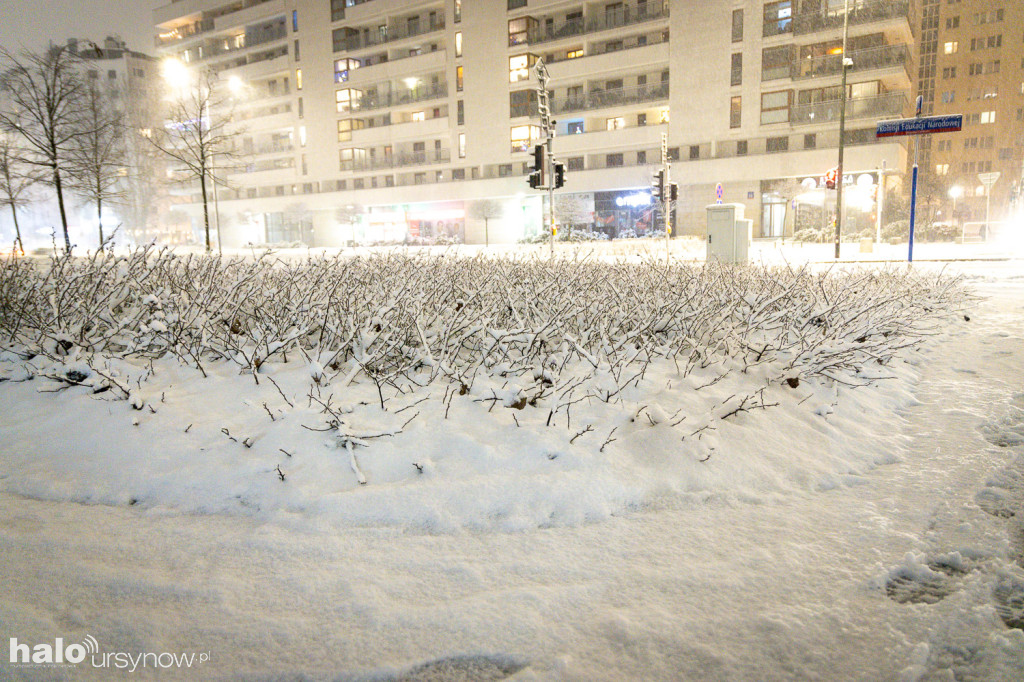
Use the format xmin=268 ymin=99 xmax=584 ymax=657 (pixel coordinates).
xmin=885 ymin=557 xmax=974 ymax=605
xmin=380 ymin=654 xmax=528 ymax=682
xmin=993 ymin=575 xmax=1024 ymax=631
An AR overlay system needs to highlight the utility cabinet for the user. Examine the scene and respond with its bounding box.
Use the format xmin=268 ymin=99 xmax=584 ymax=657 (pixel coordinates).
xmin=706 ymin=203 xmax=751 ymax=264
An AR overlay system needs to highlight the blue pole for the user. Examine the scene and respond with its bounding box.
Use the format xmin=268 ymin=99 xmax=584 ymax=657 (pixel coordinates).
xmin=908 ymin=163 xmax=918 ymax=262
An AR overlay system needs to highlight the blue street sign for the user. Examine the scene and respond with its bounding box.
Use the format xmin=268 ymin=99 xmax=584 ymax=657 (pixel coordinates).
xmin=876 ymin=114 xmax=963 ymax=138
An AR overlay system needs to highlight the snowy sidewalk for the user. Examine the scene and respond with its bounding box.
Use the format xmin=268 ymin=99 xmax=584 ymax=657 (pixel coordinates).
xmin=1 ymin=267 xmax=1023 ymax=681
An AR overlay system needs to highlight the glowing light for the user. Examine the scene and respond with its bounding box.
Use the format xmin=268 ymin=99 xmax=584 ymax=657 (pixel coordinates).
xmin=161 ymin=58 xmax=190 ymax=89
xmin=227 ymin=75 xmax=244 ymax=94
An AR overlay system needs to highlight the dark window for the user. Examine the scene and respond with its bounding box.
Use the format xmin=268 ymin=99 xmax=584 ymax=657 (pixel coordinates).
xmin=766 ymin=136 xmax=789 ymax=152
xmin=689 ymin=145 xmax=700 ymax=160
xmin=567 ymin=156 xmax=584 ymax=171
xmin=804 ymin=133 xmax=816 ymax=149
xmin=637 ymin=150 xmax=646 ymax=165
xmin=606 ymin=153 xmax=624 ymax=167
xmin=736 ymin=140 xmax=748 ymax=156
xmin=731 ymin=53 xmax=742 ymax=86
xmin=732 ymin=9 xmax=743 ymax=42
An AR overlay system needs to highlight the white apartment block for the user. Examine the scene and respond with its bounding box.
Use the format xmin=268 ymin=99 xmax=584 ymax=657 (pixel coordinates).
xmin=153 ymin=0 xmax=915 ymax=246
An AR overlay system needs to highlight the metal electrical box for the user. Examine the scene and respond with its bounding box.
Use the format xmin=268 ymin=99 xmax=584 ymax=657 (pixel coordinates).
xmin=706 ymin=203 xmax=751 ymax=264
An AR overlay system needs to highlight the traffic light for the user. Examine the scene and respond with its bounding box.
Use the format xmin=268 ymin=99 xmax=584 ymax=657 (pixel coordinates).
xmin=553 ymin=162 xmax=565 ymax=189
xmin=652 ymin=170 xmax=665 ymax=200
xmin=531 ymin=144 xmax=544 ymax=173
xmin=669 ymin=183 xmax=678 ymax=201
xmin=527 ymin=143 xmax=545 ymax=189
xmin=825 ymin=166 xmax=838 ymax=190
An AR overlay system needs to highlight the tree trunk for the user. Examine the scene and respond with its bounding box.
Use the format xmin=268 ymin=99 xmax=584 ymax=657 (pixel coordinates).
xmin=97 ymin=194 xmax=104 ymax=248
xmin=53 ymin=166 xmax=71 ymax=252
xmin=10 ymin=203 xmax=22 ymax=254
xmin=200 ymin=170 xmax=211 ymax=253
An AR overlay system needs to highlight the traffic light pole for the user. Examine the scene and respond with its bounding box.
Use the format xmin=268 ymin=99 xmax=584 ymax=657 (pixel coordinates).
xmin=661 ymin=134 xmax=670 ymax=265
xmin=535 ymin=59 xmax=555 ymax=258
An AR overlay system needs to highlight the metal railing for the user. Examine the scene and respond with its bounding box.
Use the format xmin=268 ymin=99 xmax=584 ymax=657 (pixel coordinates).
xmin=551 ymin=82 xmax=669 ymax=114
xmin=793 ymin=0 xmax=910 ymax=35
xmin=349 ymin=84 xmax=448 ymax=112
xmin=792 ymin=43 xmax=908 ymax=80
xmin=339 ymin=17 xmax=446 ymax=52
xmin=790 ymin=92 xmax=907 ymax=126
xmin=349 ymin=148 xmax=451 ymax=171
xmin=520 ymin=5 xmax=669 ymax=46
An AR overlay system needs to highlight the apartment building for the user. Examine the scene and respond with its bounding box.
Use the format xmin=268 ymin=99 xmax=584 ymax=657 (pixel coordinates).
xmin=69 ymin=37 xmax=180 ymax=245
xmin=152 ymin=0 xmax=917 ymax=246
xmin=917 ymin=0 xmax=1023 ymax=228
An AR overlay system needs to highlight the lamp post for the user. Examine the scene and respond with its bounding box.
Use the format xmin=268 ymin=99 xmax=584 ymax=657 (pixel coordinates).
xmin=833 ymin=0 xmax=850 ymax=259
xmin=948 ymin=184 xmax=963 ymax=241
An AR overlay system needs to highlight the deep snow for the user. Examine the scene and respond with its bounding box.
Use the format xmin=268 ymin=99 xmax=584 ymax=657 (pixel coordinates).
xmin=0 ymin=258 xmax=1023 ymax=681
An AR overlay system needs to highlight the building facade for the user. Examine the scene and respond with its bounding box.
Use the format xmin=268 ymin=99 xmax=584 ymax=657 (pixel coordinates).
xmin=915 ymin=0 xmax=1024 ymax=232
xmin=153 ymin=0 xmax=918 ymax=246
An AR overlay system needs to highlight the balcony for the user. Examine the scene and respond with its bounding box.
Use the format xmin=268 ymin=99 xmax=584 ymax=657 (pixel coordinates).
xmin=338 ymin=17 xmax=446 ymax=52
xmin=350 ymin=84 xmax=448 ymax=112
xmin=790 ymin=92 xmax=907 ymax=126
xmin=792 ymin=43 xmax=908 ymax=80
xmin=793 ymin=0 xmax=910 ymax=36
xmin=156 ymin=18 xmax=215 ymax=47
xmin=552 ymin=83 xmax=668 ymax=115
xmin=519 ymin=5 xmax=669 ymax=47
xmin=349 ymin=148 xmax=451 ymax=172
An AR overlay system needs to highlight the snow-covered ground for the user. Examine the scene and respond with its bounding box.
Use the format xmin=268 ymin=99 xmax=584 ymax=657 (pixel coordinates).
xmin=1 ymin=255 xmax=1022 ymax=681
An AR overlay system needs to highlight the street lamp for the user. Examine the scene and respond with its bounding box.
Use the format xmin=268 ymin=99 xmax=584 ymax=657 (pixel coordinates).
xmin=834 ymin=0 xmax=851 ymax=259
xmin=948 ymin=184 xmax=963 ymax=241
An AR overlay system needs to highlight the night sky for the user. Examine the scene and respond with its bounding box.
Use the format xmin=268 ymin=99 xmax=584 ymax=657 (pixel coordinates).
xmin=0 ymin=0 xmax=158 ymax=54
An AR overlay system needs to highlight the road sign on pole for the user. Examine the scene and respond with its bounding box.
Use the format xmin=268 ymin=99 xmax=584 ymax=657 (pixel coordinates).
xmin=876 ymin=111 xmax=963 ymax=262
xmin=875 ymin=115 xmax=963 ymax=138
xmin=978 ymin=172 xmax=999 ymax=240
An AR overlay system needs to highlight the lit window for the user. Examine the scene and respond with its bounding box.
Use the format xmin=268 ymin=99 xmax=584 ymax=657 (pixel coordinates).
xmin=567 ymin=49 xmax=583 ymax=59
xmin=935 ymin=164 xmax=949 ymax=175
xmin=510 ymin=124 xmax=540 ymax=152
xmin=456 ymin=65 xmax=463 ymax=91
xmin=659 ymin=109 xmax=669 ymax=124
xmin=458 ymin=132 xmax=466 ymax=157
xmin=296 ymin=68 xmax=302 ymax=90
xmin=334 ymin=58 xmax=359 ymax=83
xmin=944 ymin=41 xmax=958 ymax=54
xmin=455 ymin=32 xmax=462 ymax=57
xmin=412 ymin=111 xmax=426 ymax=122
xmin=606 ymin=117 xmax=625 ymax=130
xmin=980 ymin=110 xmax=996 ymax=123
xmin=509 ymin=54 xmax=536 ymax=82
xmin=336 ymin=88 xmax=361 ymax=113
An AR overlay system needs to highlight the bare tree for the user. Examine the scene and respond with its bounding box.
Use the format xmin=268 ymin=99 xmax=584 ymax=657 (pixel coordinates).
xmin=67 ymin=80 xmax=125 ymax=247
xmin=0 ymin=45 xmax=89 ymax=252
xmin=150 ymin=69 xmax=237 ymax=253
xmin=0 ymin=135 xmax=40 ymax=253
xmin=470 ymin=199 xmax=503 ymax=247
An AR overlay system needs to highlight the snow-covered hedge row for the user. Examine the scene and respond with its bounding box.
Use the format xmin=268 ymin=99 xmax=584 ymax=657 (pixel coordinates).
xmin=0 ymin=248 xmax=967 ymax=406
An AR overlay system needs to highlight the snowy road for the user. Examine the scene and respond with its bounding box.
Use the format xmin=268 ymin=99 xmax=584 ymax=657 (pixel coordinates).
xmin=1 ymin=266 xmax=1023 ymax=681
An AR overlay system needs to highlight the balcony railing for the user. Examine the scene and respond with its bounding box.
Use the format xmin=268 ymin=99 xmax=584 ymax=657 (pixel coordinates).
xmin=792 ymin=43 xmax=908 ymax=80
xmin=339 ymin=18 xmax=446 ymax=52
xmin=790 ymin=92 xmax=907 ymax=126
xmin=793 ymin=0 xmax=910 ymax=35
xmin=349 ymin=148 xmax=451 ymax=171
xmin=551 ymin=83 xmax=668 ymax=114
xmin=156 ymin=18 xmax=216 ymax=47
xmin=350 ymin=84 xmax=448 ymax=112
xmin=522 ymin=5 xmax=669 ymax=46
